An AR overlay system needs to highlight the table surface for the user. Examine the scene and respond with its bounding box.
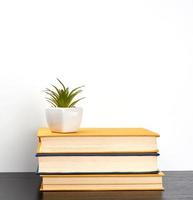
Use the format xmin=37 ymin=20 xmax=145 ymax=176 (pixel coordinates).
xmin=0 ymin=171 xmax=192 ymax=200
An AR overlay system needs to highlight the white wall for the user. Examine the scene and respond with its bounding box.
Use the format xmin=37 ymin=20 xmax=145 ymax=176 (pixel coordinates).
xmin=0 ymin=0 xmax=193 ymax=172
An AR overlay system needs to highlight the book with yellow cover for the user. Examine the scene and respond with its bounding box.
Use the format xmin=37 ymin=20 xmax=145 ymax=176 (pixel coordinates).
xmin=40 ymin=172 xmax=164 ymax=191
xmin=41 ymin=184 xmax=164 ymax=191
xmin=37 ymin=128 xmax=159 ymax=153
xmin=41 ymin=172 xmax=164 ymax=185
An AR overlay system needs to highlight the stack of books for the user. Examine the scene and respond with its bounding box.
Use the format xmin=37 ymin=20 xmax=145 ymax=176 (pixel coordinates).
xmin=36 ymin=128 xmax=164 ymax=191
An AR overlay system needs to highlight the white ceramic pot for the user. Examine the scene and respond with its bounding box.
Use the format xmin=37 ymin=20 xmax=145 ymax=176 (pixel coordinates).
xmin=46 ymin=107 xmax=83 ymax=133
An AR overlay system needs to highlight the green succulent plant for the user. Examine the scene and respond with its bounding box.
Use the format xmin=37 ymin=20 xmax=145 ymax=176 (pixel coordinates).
xmin=44 ymin=79 xmax=85 ymax=108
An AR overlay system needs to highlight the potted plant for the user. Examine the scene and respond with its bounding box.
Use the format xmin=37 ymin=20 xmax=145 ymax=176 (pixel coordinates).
xmin=44 ymin=79 xmax=84 ymax=133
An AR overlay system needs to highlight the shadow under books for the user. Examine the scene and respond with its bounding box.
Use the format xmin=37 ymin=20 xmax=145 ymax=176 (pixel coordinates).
xmin=40 ymin=191 xmax=163 ymax=200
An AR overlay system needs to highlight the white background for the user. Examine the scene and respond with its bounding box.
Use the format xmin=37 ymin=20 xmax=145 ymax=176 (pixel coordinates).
xmin=0 ymin=0 xmax=193 ymax=172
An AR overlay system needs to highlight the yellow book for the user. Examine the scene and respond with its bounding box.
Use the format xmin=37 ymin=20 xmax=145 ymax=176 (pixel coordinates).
xmin=41 ymin=183 xmax=164 ymax=191
xmin=38 ymin=128 xmax=159 ymax=137
xmin=40 ymin=172 xmax=164 ymax=191
xmin=41 ymin=172 xmax=164 ymax=185
xmin=37 ymin=128 xmax=159 ymax=153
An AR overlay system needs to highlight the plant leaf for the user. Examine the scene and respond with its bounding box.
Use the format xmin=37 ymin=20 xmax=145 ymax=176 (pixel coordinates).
xmin=69 ymin=97 xmax=85 ymax=107
xmin=57 ymin=78 xmax=66 ymax=90
xmin=69 ymin=86 xmax=84 ymax=96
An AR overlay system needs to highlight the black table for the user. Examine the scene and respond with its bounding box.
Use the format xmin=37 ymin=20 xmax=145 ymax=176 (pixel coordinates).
xmin=0 ymin=171 xmax=192 ymax=200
